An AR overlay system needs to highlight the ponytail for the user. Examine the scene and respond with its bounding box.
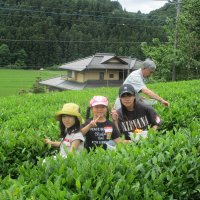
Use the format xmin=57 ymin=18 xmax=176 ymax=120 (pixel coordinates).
xmin=86 ymin=106 xmax=91 ymax=120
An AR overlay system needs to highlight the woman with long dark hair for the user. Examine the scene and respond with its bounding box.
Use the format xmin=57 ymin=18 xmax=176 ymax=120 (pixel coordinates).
xmin=112 ymin=84 xmax=161 ymax=141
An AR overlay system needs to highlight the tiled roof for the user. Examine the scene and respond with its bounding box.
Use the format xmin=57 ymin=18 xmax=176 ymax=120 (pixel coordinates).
xmin=40 ymin=77 xmax=86 ymax=90
xmin=59 ymin=56 xmax=93 ymax=71
xmin=58 ymin=53 xmax=141 ymax=71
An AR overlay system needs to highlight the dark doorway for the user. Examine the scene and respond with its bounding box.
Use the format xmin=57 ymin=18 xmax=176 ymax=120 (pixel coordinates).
xmin=99 ymin=72 xmax=104 ymax=80
xmin=119 ymin=70 xmax=128 ymax=81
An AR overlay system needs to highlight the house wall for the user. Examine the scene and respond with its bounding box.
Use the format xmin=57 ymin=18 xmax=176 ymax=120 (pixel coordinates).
xmin=109 ymin=58 xmax=121 ymax=63
xmin=76 ymin=72 xmax=84 ymax=82
xmin=83 ymin=70 xmax=119 ymax=81
xmin=85 ymin=71 xmax=100 ymax=81
xmin=106 ymin=70 xmax=119 ymax=80
xmin=68 ymin=69 xmax=124 ymax=83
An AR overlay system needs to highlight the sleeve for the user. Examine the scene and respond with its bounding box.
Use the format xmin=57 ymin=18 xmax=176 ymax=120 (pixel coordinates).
xmin=145 ymin=106 xmax=161 ymax=127
xmin=124 ymin=71 xmax=147 ymax=93
xmin=72 ymin=132 xmax=85 ymax=142
xmin=114 ymin=97 xmax=121 ymax=110
xmin=111 ymin=123 xmax=121 ymax=140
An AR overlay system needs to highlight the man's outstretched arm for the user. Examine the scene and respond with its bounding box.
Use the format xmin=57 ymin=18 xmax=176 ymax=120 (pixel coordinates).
xmin=142 ymin=87 xmax=170 ymax=107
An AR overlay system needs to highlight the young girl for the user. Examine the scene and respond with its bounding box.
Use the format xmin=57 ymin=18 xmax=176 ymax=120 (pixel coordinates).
xmin=81 ymin=96 xmax=121 ymax=151
xmin=112 ymin=84 xmax=161 ymax=141
xmin=44 ymin=103 xmax=85 ymax=157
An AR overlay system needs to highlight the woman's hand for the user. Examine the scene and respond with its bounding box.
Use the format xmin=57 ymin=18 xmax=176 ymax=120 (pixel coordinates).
xmin=111 ymin=109 xmax=118 ymax=122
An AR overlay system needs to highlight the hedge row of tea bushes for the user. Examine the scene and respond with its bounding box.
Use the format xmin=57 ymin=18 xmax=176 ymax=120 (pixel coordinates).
xmin=0 ymin=80 xmax=200 ymax=199
xmin=0 ymin=129 xmax=199 ymax=199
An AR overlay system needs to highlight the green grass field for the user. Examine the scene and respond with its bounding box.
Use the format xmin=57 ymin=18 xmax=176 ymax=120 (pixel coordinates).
xmin=0 ymin=69 xmax=66 ymax=97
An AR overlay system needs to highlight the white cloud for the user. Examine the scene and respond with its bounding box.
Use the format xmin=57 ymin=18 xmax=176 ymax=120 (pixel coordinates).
xmin=115 ymin=0 xmax=167 ymax=14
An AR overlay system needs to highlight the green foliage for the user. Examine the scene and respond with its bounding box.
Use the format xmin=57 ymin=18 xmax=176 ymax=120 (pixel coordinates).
xmin=0 ymin=130 xmax=199 ymax=199
xmin=0 ymin=130 xmax=54 ymax=179
xmin=30 ymin=77 xmax=46 ymax=94
xmin=14 ymin=49 xmax=28 ymax=68
xmin=0 ymin=80 xmax=200 ymax=198
xmin=0 ymin=44 xmax=28 ymax=68
xmin=18 ymin=77 xmax=47 ymax=94
xmin=0 ymin=0 xmax=167 ymax=68
xmin=0 ymin=44 xmax=11 ymax=66
xmin=2 ymin=0 xmax=198 ymax=80
xmin=141 ymin=38 xmax=174 ymax=81
xmin=141 ymin=0 xmax=200 ymax=81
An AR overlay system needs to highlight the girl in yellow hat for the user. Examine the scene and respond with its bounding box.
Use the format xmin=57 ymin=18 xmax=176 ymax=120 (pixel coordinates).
xmin=44 ymin=103 xmax=84 ymax=157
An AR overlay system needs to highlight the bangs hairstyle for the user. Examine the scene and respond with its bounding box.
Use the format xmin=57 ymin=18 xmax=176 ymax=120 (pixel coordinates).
xmin=86 ymin=106 xmax=109 ymax=120
xmin=59 ymin=115 xmax=80 ymax=138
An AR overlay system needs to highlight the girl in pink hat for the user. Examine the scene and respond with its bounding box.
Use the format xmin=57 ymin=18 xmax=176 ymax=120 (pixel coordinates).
xmin=81 ymin=96 xmax=121 ymax=151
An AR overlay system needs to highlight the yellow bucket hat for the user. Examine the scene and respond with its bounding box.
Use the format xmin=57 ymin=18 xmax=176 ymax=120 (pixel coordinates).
xmin=55 ymin=103 xmax=84 ymax=124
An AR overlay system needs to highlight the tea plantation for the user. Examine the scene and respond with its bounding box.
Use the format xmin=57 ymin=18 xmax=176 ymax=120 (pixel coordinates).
xmin=0 ymin=80 xmax=199 ymax=199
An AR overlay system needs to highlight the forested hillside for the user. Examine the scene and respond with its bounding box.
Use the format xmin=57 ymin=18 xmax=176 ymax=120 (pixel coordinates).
xmin=0 ymin=0 xmax=199 ymax=81
xmin=0 ymin=0 xmax=173 ymax=68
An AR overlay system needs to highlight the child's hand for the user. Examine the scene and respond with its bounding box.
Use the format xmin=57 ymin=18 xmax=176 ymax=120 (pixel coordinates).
xmin=44 ymin=138 xmax=51 ymax=144
xmin=89 ymin=116 xmax=100 ymax=128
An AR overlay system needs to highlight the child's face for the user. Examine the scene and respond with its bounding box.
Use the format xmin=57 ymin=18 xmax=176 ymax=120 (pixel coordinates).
xmin=62 ymin=114 xmax=75 ymax=128
xmin=92 ymin=105 xmax=107 ymax=118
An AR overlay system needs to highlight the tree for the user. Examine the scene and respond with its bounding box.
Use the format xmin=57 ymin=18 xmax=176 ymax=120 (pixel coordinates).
xmin=181 ymin=0 xmax=200 ymax=79
xmin=0 ymin=0 xmax=180 ymax=71
xmin=0 ymin=44 xmax=11 ymax=67
xmin=14 ymin=49 xmax=28 ymax=68
xmin=141 ymin=38 xmax=174 ymax=81
xmin=141 ymin=0 xmax=200 ymax=81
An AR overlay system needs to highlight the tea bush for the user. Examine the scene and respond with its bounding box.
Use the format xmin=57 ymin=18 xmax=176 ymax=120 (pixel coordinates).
xmin=0 ymin=80 xmax=199 ymax=199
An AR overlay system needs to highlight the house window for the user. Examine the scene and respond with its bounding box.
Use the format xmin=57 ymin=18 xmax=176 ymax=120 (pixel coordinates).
xmin=109 ymin=74 xmax=114 ymax=78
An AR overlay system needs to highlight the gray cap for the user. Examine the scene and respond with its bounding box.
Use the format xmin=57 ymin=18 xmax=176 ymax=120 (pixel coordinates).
xmin=142 ymin=58 xmax=156 ymax=71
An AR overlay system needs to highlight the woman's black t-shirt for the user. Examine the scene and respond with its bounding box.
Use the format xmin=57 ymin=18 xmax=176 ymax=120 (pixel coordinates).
xmin=117 ymin=102 xmax=159 ymax=140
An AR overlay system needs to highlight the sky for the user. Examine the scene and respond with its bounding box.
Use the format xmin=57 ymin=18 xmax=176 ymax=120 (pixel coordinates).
xmin=115 ymin=0 xmax=167 ymax=14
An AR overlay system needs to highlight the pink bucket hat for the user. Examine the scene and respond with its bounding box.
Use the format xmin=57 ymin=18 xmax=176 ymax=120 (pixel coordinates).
xmin=90 ymin=96 xmax=108 ymax=107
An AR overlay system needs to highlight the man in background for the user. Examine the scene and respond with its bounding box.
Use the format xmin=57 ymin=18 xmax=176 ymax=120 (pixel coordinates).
xmin=115 ymin=58 xmax=170 ymax=109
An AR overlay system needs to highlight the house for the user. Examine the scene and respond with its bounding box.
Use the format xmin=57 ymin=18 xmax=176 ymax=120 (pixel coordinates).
xmin=40 ymin=53 xmax=142 ymax=91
